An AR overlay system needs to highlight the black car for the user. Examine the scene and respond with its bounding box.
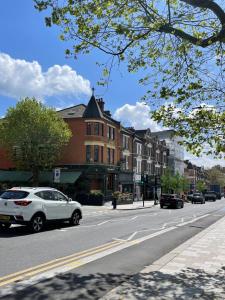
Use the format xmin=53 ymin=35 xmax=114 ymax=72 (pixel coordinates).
xmin=204 ymin=191 xmax=216 ymax=201
xmin=191 ymin=193 xmax=205 ymax=204
xmin=160 ymin=194 xmax=184 ymax=209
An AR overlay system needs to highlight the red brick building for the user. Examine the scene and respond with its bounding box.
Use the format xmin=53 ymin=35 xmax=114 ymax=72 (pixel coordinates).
xmin=57 ymin=94 xmax=121 ymax=197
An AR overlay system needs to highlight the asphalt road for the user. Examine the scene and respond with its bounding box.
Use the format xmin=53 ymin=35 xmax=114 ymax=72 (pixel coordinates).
xmin=1 ymin=199 xmax=225 ymax=299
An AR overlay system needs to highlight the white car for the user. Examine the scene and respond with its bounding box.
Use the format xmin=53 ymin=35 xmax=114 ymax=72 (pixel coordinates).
xmin=0 ymin=187 xmax=82 ymax=233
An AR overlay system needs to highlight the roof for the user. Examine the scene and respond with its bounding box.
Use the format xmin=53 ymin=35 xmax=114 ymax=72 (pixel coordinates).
xmin=57 ymin=104 xmax=86 ymax=118
xmin=83 ymin=95 xmax=104 ymax=118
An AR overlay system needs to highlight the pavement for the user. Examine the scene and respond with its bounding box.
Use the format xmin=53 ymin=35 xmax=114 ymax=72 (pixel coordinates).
xmin=102 ymin=213 xmax=225 ymax=300
xmin=103 ymin=200 xmax=157 ymax=210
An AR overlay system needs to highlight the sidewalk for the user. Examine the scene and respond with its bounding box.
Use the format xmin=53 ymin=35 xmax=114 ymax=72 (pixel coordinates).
xmin=103 ymin=200 xmax=157 ymax=210
xmin=102 ymin=216 xmax=225 ymax=300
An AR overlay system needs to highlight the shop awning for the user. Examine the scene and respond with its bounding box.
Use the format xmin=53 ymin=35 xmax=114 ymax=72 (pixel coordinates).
xmin=0 ymin=171 xmax=32 ymax=182
xmin=39 ymin=171 xmax=82 ymax=184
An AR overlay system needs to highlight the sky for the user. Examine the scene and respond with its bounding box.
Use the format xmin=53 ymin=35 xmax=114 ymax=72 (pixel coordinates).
xmin=0 ymin=0 xmax=224 ymax=168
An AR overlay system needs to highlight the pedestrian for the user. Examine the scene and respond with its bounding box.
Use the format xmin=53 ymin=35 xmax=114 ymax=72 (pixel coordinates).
xmin=112 ymin=197 xmax=117 ymax=209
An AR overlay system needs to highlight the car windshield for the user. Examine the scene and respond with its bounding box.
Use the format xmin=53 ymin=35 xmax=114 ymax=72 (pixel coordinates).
xmin=193 ymin=193 xmax=201 ymax=196
xmin=0 ymin=190 xmax=29 ymax=199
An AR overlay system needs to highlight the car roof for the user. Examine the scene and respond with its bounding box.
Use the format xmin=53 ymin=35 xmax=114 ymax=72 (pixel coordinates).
xmin=9 ymin=187 xmax=58 ymax=193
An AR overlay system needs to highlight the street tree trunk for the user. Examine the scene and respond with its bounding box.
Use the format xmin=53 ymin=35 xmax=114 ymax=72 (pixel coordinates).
xmin=32 ymin=167 xmax=40 ymax=187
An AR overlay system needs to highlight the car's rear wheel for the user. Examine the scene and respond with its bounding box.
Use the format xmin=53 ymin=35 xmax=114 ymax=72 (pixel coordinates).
xmin=0 ymin=223 xmax=11 ymax=230
xmin=70 ymin=210 xmax=81 ymax=226
xmin=29 ymin=214 xmax=45 ymax=233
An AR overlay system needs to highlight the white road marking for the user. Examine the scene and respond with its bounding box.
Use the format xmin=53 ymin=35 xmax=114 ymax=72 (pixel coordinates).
xmin=97 ymin=221 xmax=110 ymax=226
xmin=177 ymin=214 xmax=210 ymax=227
xmin=131 ymin=216 xmax=138 ymax=220
xmin=127 ymin=232 xmax=138 ymax=241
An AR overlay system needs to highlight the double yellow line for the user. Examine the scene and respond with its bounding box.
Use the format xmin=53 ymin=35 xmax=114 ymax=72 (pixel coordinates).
xmin=0 ymin=240 xmax=123 ymax=287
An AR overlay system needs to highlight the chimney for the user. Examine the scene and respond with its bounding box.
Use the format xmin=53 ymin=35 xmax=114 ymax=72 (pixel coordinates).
xmin=96 ymin=98 xmax=105 ymax=112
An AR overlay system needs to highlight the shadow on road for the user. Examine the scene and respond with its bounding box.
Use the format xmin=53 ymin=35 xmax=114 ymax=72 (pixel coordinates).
xmin=0 ymin=222 xmax=74 ymax=238
xmin=1 ymin=266 xmax=225 ymax=300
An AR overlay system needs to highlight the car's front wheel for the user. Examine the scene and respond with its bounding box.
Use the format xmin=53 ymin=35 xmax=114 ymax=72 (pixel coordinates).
xmin=70 ymin=210 xmax=81 ymax=226
xmin=29 ymin=214 xmax=45 ymax=233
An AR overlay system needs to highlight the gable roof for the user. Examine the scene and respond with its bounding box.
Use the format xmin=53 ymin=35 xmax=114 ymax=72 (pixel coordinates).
xmin=57 ymin=104 xmax=86 ymax=118
xmin=82 ymin=95 xmax=104 ymax=118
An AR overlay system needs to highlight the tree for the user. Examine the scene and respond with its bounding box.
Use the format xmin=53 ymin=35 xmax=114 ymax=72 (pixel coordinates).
xmin=0 ymin=98 xmax=72 ymax=186
xmin=196 ymin=180 xmax=206 ymax=192
xmin=34 ymin=0 xmax=225 ymax=157
xmin=161 ymin=169 xmax=188 ymax=193
xmin=206 ymin=166 xmax=225 ymax=186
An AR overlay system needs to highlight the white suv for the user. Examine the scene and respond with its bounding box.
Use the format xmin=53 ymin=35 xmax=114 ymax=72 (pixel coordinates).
xmin=0 ymin=187 xmax=82 ymax=233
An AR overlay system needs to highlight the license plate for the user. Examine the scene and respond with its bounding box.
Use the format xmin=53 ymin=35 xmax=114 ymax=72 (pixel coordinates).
xmin=0 ymin=215 xmax=10 ymax=221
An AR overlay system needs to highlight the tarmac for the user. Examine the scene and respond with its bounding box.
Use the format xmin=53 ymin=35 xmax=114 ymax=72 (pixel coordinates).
xmin=101 ymin=208 xmax=225 ymax=299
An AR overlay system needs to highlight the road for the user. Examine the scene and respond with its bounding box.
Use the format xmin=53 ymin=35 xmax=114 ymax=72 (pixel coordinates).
xmin=0 ymin=199 xmax=225 ymax=299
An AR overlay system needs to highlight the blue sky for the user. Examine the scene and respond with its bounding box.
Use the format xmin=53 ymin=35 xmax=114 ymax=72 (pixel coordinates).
xmin=0 ymin=0 xmax=143 ymax=115
xmin=0 ymin=0 xmax=224 ymax=168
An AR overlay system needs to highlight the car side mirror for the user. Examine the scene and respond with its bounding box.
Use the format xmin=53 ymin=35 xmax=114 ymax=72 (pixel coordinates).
xmin=67 ymin=198 xmax=72 ymax=202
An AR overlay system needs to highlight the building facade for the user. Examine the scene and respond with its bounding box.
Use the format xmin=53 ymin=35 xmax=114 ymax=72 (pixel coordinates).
xmin=0 ymin=95 xmax=170 ymax=202
xmin=57 ymin=95 xmax=121 ymax=199
xmin=152 ymin=130 xmax=185 ymax=175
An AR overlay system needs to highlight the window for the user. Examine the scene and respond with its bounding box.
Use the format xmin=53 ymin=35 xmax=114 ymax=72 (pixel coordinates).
xmin=112 ymin=128 xmax=115 ymax=140
xmin=94 ymin=123 xmax=99 ymax=135
xmin=94 ymin=145 xmax=99 ymax=162
xmin=107 ymin=126 xmax=110 ymax=139
xmin=137 ymin=143 xmax=142 ymax=155
xmin=125 ymin=156 xmax=129 ymax=170
xmin=107 ymin=126 xmax=115 ymax=140
xmin=36 ymin=191 xmax=55 ymax=201
xmin=112 ymin=149 xmax=115 ymax=164
xmin=101 ymin=146 xmax=104 ymax=163
xmin=107 ymin=148 xmax=111 ymax=164
xmin=1 ymin=191 xmax=29 ymax=199
xmin=123 ymin=135 xmax=129 ymax=149
xmin=156 ymin=152 xmax=160 ymax=162
xmin=86 ymin=145 xmax=91 ymax=162
xmin=86 ymin=123 xmax=91 ymax=135
xmin=155 ymin=167 xmax=160 ymax=176
xmin=101 ymin=124 xmax=104 ymax=136
xmin=53 ymin=191 xmax=68 ymax=201
xmin=136 ymin=160 xmax=142 ymax=173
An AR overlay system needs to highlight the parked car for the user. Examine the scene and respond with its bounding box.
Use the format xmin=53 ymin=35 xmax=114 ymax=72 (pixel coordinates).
xmin=214 ymin=192 xmax=222 ymax=200
xmin=191 ymin=193 xmax=205 ymax=204
xmin=160 ymin=194 xmax=184 ymax=209
xmin=204 ymin=191 xmax=216 ymax=202
xmin=0 ymin=187 xmax=82 ymax=233
xmin=0 ymin=190 xmax=5 ymax=196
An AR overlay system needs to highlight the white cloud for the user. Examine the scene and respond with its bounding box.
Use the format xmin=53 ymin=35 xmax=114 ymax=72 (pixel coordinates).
xmin=0 ymin=53 xmax=91 ymax=100
xmin=184 ymin=151 xmax=225 ymax=169
xmin=113 ymin=101 xmax=164 ymax=131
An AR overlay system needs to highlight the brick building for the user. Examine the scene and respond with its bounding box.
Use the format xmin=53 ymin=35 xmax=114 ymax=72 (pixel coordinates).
xmin=0 ymin=94 xmax=169 ymax=202
xmin=57 ymin=94 xmax=121 ymax=198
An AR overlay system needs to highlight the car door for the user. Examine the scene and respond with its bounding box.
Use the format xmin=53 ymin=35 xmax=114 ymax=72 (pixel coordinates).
xmin=52 ymin=191 xmax=72 ymax=219
xmin=37 ymin=190 xmax=59 ymax=220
